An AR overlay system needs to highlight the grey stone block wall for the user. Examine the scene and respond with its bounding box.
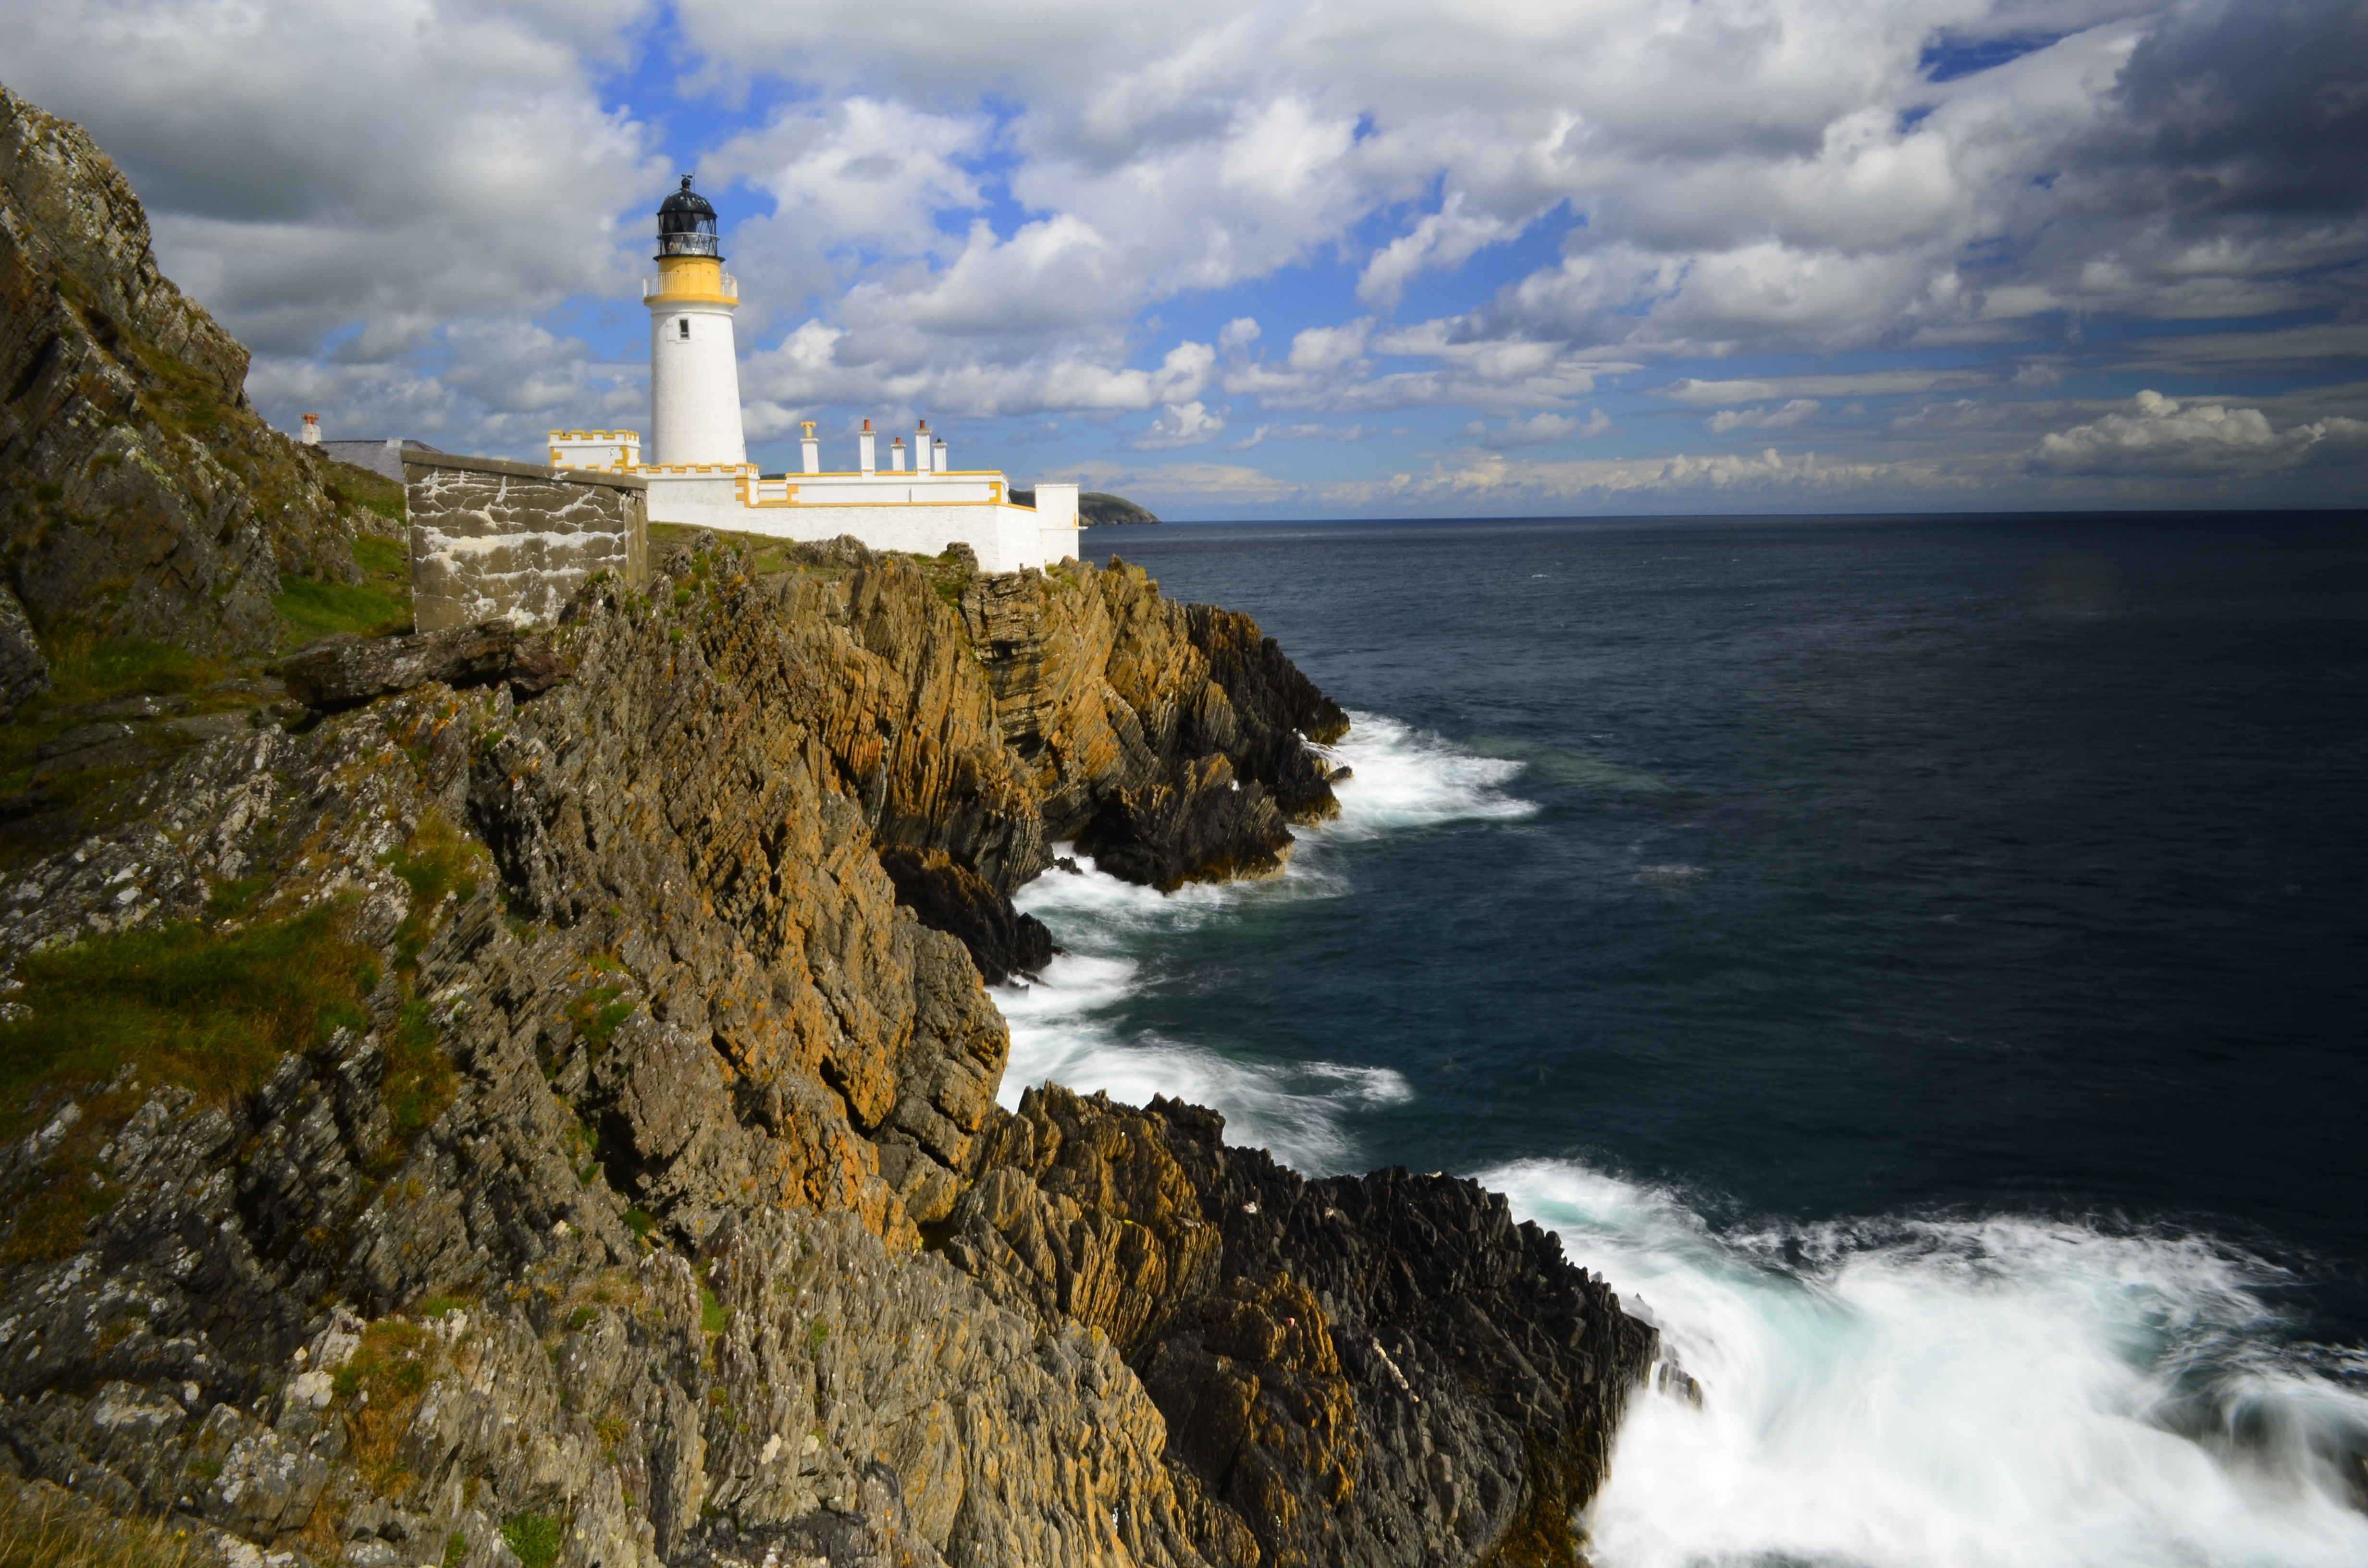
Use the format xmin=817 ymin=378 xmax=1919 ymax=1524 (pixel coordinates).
xmin=405 ymin=453 xmax=648 ymax=632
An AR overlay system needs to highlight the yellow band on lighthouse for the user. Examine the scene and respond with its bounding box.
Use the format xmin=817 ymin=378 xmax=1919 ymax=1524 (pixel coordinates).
xmin=647 ymin=254 xmax=736 ymax=306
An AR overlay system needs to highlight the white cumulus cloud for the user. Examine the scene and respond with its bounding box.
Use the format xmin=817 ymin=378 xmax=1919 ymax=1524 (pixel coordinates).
xmin=2032 ymin=390 xmax=2368 ymax=476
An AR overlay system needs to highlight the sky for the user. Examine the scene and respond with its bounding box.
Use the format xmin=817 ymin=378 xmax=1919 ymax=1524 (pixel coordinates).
xmin=6 ymin=0 xmax=2366 ymax=518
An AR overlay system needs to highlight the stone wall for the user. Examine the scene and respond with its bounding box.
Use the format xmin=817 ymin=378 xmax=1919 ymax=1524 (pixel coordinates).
xmin=405 ymin=452 xmax=648 ymax=631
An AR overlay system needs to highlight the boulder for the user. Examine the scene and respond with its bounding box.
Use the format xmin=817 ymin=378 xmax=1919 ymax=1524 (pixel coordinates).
xmin=276 ymin=621 xmax=565 ymax=709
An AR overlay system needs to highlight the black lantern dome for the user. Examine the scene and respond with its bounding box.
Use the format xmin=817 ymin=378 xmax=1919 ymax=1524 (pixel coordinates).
xmin=656 ymin=175 xmax=720 ymax=259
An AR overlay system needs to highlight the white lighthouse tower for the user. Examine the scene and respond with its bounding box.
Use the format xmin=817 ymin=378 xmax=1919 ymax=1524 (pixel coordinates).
xmin=645 ymin=176 xmax=745 ymax=466
xmin=549 ymin=175 xmax=1080 ymax=572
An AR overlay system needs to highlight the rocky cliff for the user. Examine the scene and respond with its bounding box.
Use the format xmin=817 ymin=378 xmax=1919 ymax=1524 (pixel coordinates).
xmin=0 ymin=83 xmax=382 ymax=697
xmin=0 ymin=88 xmax=1658 ymax=1568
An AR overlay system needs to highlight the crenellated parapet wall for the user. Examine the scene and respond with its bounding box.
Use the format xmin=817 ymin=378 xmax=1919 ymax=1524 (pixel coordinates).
xmin=403 ymin=452 xmax=648 ymax=632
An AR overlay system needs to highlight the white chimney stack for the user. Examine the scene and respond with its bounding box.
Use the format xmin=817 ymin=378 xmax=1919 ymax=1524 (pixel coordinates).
xmin=801 ymin=420 xmax=820 ymax=475
xmin=915 ymin=419 xmax=930 ymax=475
xmin=891 ymin=436 xmax=906 ymax=473
xmin=934 ymin=438 xmax=949 ymax=473
xmin=300 ymin=413 xmax=320 ymax=445
xmin=859 ymin=418 xmax=876 ymax=475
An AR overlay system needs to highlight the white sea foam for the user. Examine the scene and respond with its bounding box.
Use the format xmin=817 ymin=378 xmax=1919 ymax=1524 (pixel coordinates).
xmin=987 ymin=710 xmax=2368 ymax=1563
xmin=990 ymin=711 xmax=1525 ymax=1169
xmin=997 ymin=855 xmax=1411 ymax=1170
xmin=988 ymin=711 xmax=2368 ymax=1562
xmin=1310 ymin=710 xmax=1538 ymax=840
xmin=1483 ymin=1157 xmax=2368 ymax=1568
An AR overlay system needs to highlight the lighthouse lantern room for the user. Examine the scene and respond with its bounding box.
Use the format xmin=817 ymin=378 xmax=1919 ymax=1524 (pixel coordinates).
xmin=645 ymin=176 xmax=745 ymax=467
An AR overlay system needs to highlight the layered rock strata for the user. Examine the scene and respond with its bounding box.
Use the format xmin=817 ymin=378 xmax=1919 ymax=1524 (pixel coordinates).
xmin=0 ymin=87 xmax=1657 ymax=1568
xmin=0 ymin=539 xmax=1654 ymax=1568
xmin=0 ymin=85 xmax=379 ymax=662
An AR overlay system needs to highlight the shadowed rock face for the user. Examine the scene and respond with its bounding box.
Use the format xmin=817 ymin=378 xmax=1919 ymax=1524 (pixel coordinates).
xmin=944 ymin=1086 xmax=1656 ymax=1568
xmin=0 ymin=93 xmax=1658 ymax=1567
xmin=275 ymin=619 xmax=564 ymax=709
xmin=879 ymin=845 xmax=1055 ymax=984
xmin=0 ymin=85 xmax=367 ymax=657
xmin=0 ymin=545 xmax=1657 ymax=1568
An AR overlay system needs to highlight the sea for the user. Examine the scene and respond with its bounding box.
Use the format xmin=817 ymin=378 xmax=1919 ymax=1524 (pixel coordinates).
xmin=987 ymin=512 xmax=2368 ymax=1568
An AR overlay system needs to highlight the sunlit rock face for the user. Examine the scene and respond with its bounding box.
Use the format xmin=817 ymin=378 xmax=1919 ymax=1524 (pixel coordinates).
xmin=0 ymin=87 xmax=1655 ymax=1568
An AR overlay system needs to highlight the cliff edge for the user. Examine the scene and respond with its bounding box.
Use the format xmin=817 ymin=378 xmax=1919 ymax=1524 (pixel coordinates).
xmin=0 ymin=87 xmax=1658 ymax=1568
xmin=1 ymin=83 xmax=378 ymax=691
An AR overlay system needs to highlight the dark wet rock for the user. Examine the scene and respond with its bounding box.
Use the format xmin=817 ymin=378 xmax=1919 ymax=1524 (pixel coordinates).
xmin=879 ymin=845 xmax=1054 ymax=983
xmin=1075 ymin=750 xmax=1296 ymax=890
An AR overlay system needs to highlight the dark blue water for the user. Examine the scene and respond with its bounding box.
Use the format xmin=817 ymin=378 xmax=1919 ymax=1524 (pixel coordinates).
xmin=997 ymin=513 xmax=2368 ymax=1565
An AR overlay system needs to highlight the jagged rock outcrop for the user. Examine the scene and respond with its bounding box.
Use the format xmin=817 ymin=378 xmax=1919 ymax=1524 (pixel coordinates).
xmin=941 ymin=1086 xmax=1653 ymax=1568
xmin=879 ymin=845 xmax=1054 ymax=985
xmin=0 ymin=92 xmax=1657 ymax=1568
xmin=950 ymin=559 xmax=1345 ymax=891
xmin=276 ymin=619 xmax=566 ymax=709
xmin=0 ymin=84 xmax=372 ymax=656
xmin=0 ymin=541 xmax=1656 ymax=1568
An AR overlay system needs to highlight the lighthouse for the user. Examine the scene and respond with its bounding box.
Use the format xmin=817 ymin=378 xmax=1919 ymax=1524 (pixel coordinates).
xmin=645 ymin=176 xmax=745 ymax=467
xmin=551 ymin=175 xmax=1081 ymax=572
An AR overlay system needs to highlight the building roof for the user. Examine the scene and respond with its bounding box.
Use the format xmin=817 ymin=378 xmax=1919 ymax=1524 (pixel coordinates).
xmin=658 ymin=175 xmax=716 ymax=234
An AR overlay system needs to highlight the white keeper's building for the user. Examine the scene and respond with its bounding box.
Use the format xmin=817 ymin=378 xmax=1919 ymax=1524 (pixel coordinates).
xmin=550 ymin=177 xmax=1079 ymax=574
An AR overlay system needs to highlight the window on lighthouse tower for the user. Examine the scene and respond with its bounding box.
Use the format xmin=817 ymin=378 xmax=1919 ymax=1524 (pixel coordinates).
xmin=677 ymin=319 xmax=690 ymax=340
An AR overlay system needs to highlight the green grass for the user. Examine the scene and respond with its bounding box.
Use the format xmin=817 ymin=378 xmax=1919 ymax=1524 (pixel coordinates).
xmin=273 ymin=528 xmax=414 ymax=646
xmin=0 ymin=906 xmax=375 ymax=1134
xmin=0 ymin=906 xmax=386 ymax=1263
xmin=321 ymin=461 xmax=408 ymax=527
xmin=207 ymin=876 xmax=269 ymax=919
xmin=700 ymin=1286 xmax=728 ymax=1335
xmin=384 ymin=997 xmax=456 ymax=1141
xmin=566 ymin=985 xmax=633 ymax=1054
xmin=353 ymin=535 xmax=408 ymax=576
xmin=274 ymin=574 xmax=410 ymax=645
xmin=500 ymin=1515 xmax=562 ymax=1568
xmin=37 ymin=634 xmax=223 ymax=708
xmin=385 ymin=812 xmax=486 ymax=970
xmin=0 ymin=1480 xmax=202 ymax=1568
xmin=117 ymin=333 xmax=232 ymax=441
